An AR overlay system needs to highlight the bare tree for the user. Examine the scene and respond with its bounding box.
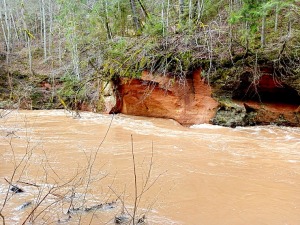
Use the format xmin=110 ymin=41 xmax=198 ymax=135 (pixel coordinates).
xmin=274 ymin=3 xmax=278 ymax=32
xmin=179 ymin=0 xmax=184 ymax=15
xmin=103 ymin=0 xmax=112 ymax=40
xmin=261 ymin=13 xmax=266 ymax=48
xmin=1 ymin=0 xmax=11 ymax=64
xmin=197 ymin=0 xmax=204 ymax=22
xmin=41 ymin=0 xmax=47 ymax=60
xmin=20 ymin=3 xmax=33 ymax=73
xmin=130 ymin=0 xmax=141 ymax=32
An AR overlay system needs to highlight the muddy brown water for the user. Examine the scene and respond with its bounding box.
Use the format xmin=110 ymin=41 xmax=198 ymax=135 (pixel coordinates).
xmin=0 ymin=110 xmax=300 ymax=225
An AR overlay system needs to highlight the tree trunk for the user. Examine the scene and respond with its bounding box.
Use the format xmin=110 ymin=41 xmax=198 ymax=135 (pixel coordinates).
xmin=0 ymin=14 xmax=9 ymax=57
xmin=2 ymin=0 xmax=11 ymax=64
xmin=10 ymin=13 xmax=19 ymax=45
xmin=261 ymin=14 xmax=266 ymax=48
xmin=103 ymin=0 xmax=112 ymax=39
xmin=188 ymin=0 xmax=192 ymax=29
xmin=197 ymin=0 xmax=204 ymax=22
xmin=48 ymin=0 xmax=53 ymax=59
xmin=274 ymin=3 xmax=278 ymax=32
xmin=245 ymin=21 xmax=249 ymax=55
xmin=161 ymin=1 xmax=165 ymax=36
xmin=129 ymin=0 xmax=140 ymax=32
xmin=20 ymin=4 xmax=33 ymax=73
xmin=41 ymin=0 xmax=47 ymax=60
xmin=179 ymin=0 xmax=184 ymax=15
xmin=166 ymin=0 xmax=170 ymax=32
xmin=137 ymin=0 xmax=149 ymax=19
xmin=229 ymin=0 xmax=233 ymax=55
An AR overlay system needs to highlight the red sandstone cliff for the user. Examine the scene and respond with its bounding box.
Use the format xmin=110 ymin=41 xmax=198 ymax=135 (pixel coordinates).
xmin=116 ymin=70 xmax=219 ymax=125
xmin=112 ymin=69 xmax=300 ymax=126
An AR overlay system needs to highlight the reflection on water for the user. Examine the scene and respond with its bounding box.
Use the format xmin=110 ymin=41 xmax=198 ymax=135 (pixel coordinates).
xmin=0 ymin=110 xmax=300 ymax=225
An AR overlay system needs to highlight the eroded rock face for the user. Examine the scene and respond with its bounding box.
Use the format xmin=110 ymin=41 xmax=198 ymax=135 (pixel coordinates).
xmin=233 ymin=71 xmax=300 ymax=104
xmin=116 ymin=70 xmax=219 ymax=125
xmin=212 ymin=100 xmax=300 ymax=127
xmin=102 ymin=81 xmax=118 ymax=113
xmin=115 ymin=69 xmax=300 ymax=126
xmin=214 ymin=72 xmax=300 ymax=127
xmin=241 ymin=101 xmax=300 ymax=126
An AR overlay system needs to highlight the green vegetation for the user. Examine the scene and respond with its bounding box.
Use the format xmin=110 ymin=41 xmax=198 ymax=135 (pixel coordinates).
xmin=0 ymin=0 xmax=300 ymax=109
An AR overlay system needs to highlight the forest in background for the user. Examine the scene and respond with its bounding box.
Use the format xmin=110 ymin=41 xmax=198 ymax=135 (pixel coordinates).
xmin=0 ymin=0 xmax=300 ymax=110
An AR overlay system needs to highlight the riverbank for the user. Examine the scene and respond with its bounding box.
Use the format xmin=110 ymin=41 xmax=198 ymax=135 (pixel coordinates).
xmin=1 ymin=59 xmax=299 ymax=127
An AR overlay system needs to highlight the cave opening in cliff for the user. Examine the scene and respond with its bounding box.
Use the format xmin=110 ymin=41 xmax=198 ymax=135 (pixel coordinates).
xmin=233 ymin=73 xmax=300 ymax=105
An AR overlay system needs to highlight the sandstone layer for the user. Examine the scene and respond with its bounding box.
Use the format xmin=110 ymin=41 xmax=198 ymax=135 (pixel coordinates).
xmin=116 ymin=70 xmax=219 ymax=125
xmin=114 ymin=69 xmax=300 ymax=126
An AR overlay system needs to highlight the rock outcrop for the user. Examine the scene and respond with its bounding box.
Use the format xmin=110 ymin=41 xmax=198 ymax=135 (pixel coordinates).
xmin=213 ymin=71 xmax=300 ymax=127
xmin=114 ymin=69 xmax=300 ymax=127
xmin=116 ymin=70 xmax=219 ymax=125
xmin=1 ymin=64 xmax=299 ymax=127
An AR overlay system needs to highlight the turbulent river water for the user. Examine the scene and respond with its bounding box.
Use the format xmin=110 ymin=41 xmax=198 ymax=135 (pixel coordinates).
xmin=0 ymin=110 xmax=300 ymax=225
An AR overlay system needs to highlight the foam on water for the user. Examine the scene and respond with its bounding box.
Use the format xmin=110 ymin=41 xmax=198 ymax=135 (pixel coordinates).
xmin=1 ymin=110 xmax=300 ymax=225
xmin=190 ymin=123 xmax=226 ymax=129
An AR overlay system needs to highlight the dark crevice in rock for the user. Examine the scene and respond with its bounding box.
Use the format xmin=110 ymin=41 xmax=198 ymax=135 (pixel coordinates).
xmin=233 ymin=73 xmax=300 ymax=105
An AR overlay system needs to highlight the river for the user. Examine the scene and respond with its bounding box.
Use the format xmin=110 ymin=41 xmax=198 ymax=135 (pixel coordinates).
xmin=0 ymin=110 xmax=299 ymax=225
